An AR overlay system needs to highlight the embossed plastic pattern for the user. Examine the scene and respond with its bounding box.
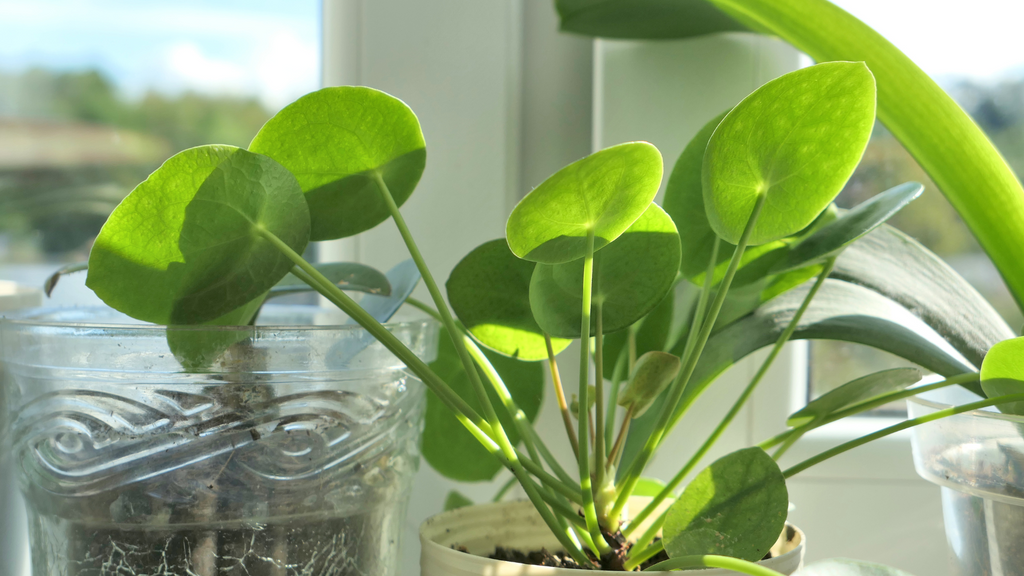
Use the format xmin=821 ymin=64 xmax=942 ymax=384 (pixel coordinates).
xmin=0 ymin=305 xmax=437 ymax=576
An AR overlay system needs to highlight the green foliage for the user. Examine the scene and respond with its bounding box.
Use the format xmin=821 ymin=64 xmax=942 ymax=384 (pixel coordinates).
xmin=556 ymin=0 xmax=745 ymax=39
xmin=443 ymin=491 xmax=474 ymax=511
xmin=447 ymin=239 xmax=571 ymax=361
xmin=617 ymin=351 xmax=681 ymax=418
xmin=602 ymin=292 xmax=675 ymax=379
xmin=166 ymin=298 xmax=265 ymax=372
xmin=269 ymin=262 xmax=391 ymax=299
xmin=981 ymin=336 xmax=1024 ymax=415
xmin=506 ymin=142 xmax=662 ymax=264
xmin=423 ymin=326 xmax=543 ymax=482
xmin=249 ymin=87 xmax=426 ymax=240
xmin=86 ymin=146 xmax=309 ymax=325
xmin=529 ymin=204 xmax=680 ymax=337
xmin=773 ymin=182 xmax=923 ymax=274
xmin=703 ymin=62 xmax=876 ymax=246
xmin=663 ymin=448 xmax=787 ymax=562
xmin=787 ymin=367 xmax=923 ymax=427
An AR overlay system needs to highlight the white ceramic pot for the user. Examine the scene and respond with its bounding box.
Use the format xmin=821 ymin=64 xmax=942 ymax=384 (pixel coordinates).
xmin=421 ymin=497 xmax=805 ymax=575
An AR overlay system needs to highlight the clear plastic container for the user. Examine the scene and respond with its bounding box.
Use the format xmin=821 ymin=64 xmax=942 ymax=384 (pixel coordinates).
xmin=909 ymin=387 xmax=1024 ymax=576
xmin=0 ymin=305 xmax=437 ymax=576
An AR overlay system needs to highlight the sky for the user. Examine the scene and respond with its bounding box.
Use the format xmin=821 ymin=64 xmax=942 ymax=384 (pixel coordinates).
xmin=0 ymin=0 xmax=321 ymax=110
xmin=0 ymin=0 xmax=1020 ymax=110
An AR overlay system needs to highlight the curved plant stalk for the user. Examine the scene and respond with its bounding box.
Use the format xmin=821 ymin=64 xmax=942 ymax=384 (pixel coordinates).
xmin=783 ymin=392 xmax=1024 ymax=478
xmin=578 ymin=229 xmax=611 ymax=551
xmin=703 ymin=0 xmax=1024 ymax=311
xmin=547 ymin=333 xmax=581 ymax=459
xmin=611 ymin=195 xmax=766 ymax=523
xmin=623 ymin=539 xmax=663 ymax=571
xmin=605 ymin=344 xmax=629 ymax=454
xmin=644 ymin=554 xmax=786 ymax=575
xmin=594 ymin=291 xmax=607 ymax=489
xmin=272 ymin=237 xmax=595 ymax=565
xmin=493 ymin=476 xmax=519 ymax=502
xmin=624 ymin=258 xmax=836 ymax=552
xmin=757 ymin=372 xmax=979 ymax=452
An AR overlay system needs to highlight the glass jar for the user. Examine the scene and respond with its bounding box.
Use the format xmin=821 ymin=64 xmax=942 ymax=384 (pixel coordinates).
xmin=0 ymin=305 xmax=437 ymax=576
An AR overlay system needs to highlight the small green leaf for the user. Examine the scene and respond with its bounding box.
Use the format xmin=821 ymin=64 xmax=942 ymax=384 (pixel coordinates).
xmin=602 ymin=292 xmax=674 ymax=379
xmin=795 ymin=559 xmax=917 ymax=576
xmin=447 ymin=239 xmax=571 ymax=361
xmin=529 ymin=203 xmax=681 ymax=338
xmin=423 ymin=326 xmax=543 ymax=482
xmin=44 ymin=262 xmax=87 ymax=297
xmin=269 ymin=262 xmax=391 ymax=299
xmin=981 ymin=336 xmax=1024 ymax=415
xmin=506 ymin=142 xmax=662 ymax=264
xmin=571 ymin=385 xmax=597 ymax=418
xmin=87 ymin=146 xmax=310 ymax=325
xmin=772 ymin=182 xmax=923 ymax=274
xmin=249 ymin=87 xmax=426 ymax=240
xmin=704 ymin=62 xmax=876 ymax=246
xmin=663 ymin=447 xmax=788 ymax=562
xmin=444 ymin=491 xmax=474 ymax=512
xmin=787 ymin=367 xmax=923 ymax=427
xmin=618 ymin=351 xmax=681 ymax=418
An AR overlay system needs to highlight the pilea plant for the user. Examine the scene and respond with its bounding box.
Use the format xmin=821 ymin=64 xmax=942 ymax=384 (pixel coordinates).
xmin=74 ymin=60 xmax=1024 ymax=576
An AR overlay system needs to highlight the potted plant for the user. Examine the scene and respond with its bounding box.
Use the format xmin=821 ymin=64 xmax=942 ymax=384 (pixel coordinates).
xmin=553 ymin=1 xmax=1024 ymax=573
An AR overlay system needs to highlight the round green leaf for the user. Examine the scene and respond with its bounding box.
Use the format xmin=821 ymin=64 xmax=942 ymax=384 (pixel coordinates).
xmin=981 ymin=336 xmax=1024 ymax=415
xmin=617 ymin=351 xmax=681 ymax=418
xmin=249 ymin=86 xmax=426 ymax=240
xmin=772 ymin=182 xmax=923 ymax=274
xmin=787 ymin=367 xmax=923 ymax=427
xmin=443 ymin=491 xmax=474 ymax=512
xmin=794 ymin=559 xmax=917 ymax=576
xmin=423 ymin=326 xmax=543 ymax=482
xmin=506 ymin=142 xmax=663 ymax=264
xmin=663 ymin=447 xmax=788 ymax=562
xmin=87 ymin=146 xmax=310 ymax=325
xmin=447 ymin=239 xmax=571 ymax=361
xmin=269 ymin=262 xmax=391 ymax=299
xmin=529 ymin=203 xmax=681 ymax=338
xmin=703 ymin=62 xmax=876 ymax=246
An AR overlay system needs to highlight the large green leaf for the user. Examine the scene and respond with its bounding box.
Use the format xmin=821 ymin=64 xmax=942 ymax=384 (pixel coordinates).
xmin=662 ymin=447 xmax=787 ymax=562
xmin=772 ymin=182 xmax=923 ymax=274
xmin=704 ymin=62 xmax=876 ymax=246
xmin=87 ymin=146 xmax=310 ymax=325
xmin=447 ymin=239 xmax=571 ymax=361
xmin=249 ymin=87 xmax=426 ymax=240
xmin=423 ymin=326 xmax=543 ymax=482
xmin=506 ymin=142 xmax=662 ymax=264
xmin=556 ymin=0 xmax=746 ymax=39
xmin=832 ymin=225 xmax=1015 ymax=371
xmin=268 ymin=262 xmax=391 ymax=299
xmin=795 ymin=559 xmax=916 ymax=576
xmin=981 ymin=336 xmax=1024 ymax=415
xmin=787 ymin=367 xmax=922 ymax=427
xmin=529 ymin=203 xmax=681 ymax=337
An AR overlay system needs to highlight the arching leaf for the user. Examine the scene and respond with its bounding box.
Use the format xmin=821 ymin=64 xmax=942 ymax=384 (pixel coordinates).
xmin=87 ymin=145 xmax=310 ymax=325
xmin=663 ymin=447 xmax=787 ymax=562
xmin=772 ymin=182 xmax=923 ymax=274
xmin=787 ymin=367 xmax=923 ymax=427
xmin=447 ymin=239 xmax=571 ymax=361
xmin=556 ymin=0 xmax=746 ymax=40
xmin=269 ymin=262 xmax=391 ymax=299
xmin=704 ymin=62 xmax=876 ymax=246
xmin=506 ymin=142 xmax=662 ymax=264
xmin=981 ymin=336 xmax=1024 ymax=415
xmin=249 ymin=86 xmax=426 ymax=240
xmin=529 ymin=203 xmax=681 ymax=337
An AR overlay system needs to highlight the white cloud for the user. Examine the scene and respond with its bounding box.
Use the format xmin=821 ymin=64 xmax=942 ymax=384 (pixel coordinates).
xmin=255 ymin=32 xmax=320 ymax=109
xmin=164 ymin=42 xmax=250 ymax=96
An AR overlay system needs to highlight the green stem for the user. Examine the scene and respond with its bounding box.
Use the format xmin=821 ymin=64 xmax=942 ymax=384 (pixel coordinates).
xmin=606 ymin=406 xmax=632 ymax=471
xmin=605 ymin=343 xmax=629 ymax=453
xmin=645 ymin=555 xmax=785 ymax=576
xmin=783 ymin=392 xmax=1024 ymax=478
xmin=594 ymin=294 xmax=607 ymax=490
xmin=547 ymin=333 xmax=581 ymax=460
xmin=371 ymin=171 xmax=503 ymax=436
xmin=681 ymin=236 xmax=721 ymax=364
xmin=611 ymin=194 xmax=766 ymax=522
xmin=628 ymin=323 xmax=638 ymax=371
xmin=266 ymin=231 xmax=593 ymax=565
xmin=578 ymin=229 xmax=610 ymax=551
xmin=625 ymin=256 xmax=835 ymax=538
xmin=757 ymin=372 xmax=978 ymax=451
xmin=623 ymin=539 xmax=663 ymax=571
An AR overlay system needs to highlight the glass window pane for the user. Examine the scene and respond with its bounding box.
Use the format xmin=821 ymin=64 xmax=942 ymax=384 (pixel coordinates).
xmin=0 ymin=1 xmax=321 ymax=304
xmin=810 ymin=0 xmax=1024 ymax=412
